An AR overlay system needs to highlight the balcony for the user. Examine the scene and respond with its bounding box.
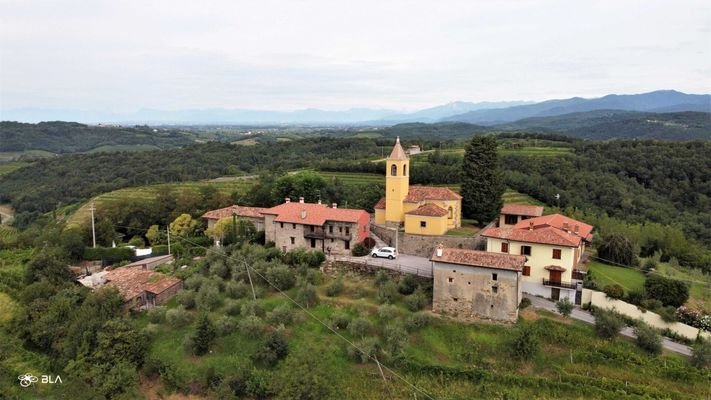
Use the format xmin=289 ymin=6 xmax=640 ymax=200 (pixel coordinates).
xmin=542 ymin=279 xmax=579 ymax=290
xmin=304 ymin=227 xmax=325 ymax=239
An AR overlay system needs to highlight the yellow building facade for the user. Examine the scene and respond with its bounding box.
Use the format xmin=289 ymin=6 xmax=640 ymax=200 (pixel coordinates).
xmin=374 ymin=137 xmax=462 ymax=235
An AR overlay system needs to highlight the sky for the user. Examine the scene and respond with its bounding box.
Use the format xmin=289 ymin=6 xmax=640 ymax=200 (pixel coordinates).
xmin=0 ymin=0 xmax=709 ymax=113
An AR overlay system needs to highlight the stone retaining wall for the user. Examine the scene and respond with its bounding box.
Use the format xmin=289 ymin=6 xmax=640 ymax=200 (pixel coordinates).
xmin=371 ymin=224 xmax=483 ymax=257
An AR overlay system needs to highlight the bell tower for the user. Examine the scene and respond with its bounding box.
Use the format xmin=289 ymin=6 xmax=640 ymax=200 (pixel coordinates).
xmin=385 ymin=136 xmax=409 ymax=224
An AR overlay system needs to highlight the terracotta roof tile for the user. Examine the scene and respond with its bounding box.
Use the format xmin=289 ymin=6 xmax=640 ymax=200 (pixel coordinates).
xmin=406 ymin=203 xmax=448 ymax=217
xmin=514 ymin=213 xmax=593 ymax=241
xmin=388 ymin=137 xmax=408 ymax=160
xmin=202 ymin=205 xmax=267 ymax=220
xmin=404 ymin=186 xmax=462 ymax=202
xmin=431 ymin=248 xmax=526 ymax=271
xmin=501 ymin=203 xmax=544 ymax=217
xmin=374 ymin=197 xmax=386 ymax=209
xmin=261 ymin=202 xmax=369 ymax=225
xmin=105 ymin=268 xmax=182 ymax=300
xmin=482 ymin=226 xmax=582 ymax=247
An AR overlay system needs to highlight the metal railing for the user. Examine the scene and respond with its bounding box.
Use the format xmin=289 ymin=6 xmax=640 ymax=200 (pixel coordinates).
xmin=542 ymin=279 xmax=578 ymax=290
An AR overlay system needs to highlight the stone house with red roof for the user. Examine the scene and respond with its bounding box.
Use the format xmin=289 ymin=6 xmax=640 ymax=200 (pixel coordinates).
xmin=201 ymin=204 xmax=268 ymax=232
xmin=431 ymin=247 xmax=526 ymax=322
xmin=261 ymin=198 xmax=370 ymax=255
xmin=482 ymin=212 xmax=593 ymax=304
xmin=104 ymin=268 xmax=183 ymax=312
xmin=373 ymin=137 xmax=462 ymax=235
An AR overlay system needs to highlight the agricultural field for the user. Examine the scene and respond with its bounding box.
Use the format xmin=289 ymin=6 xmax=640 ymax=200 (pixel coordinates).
xmin=498 ymin=146 xmax=573 ymax=157
xmin=587 ymin=260 xmax=646 ymax=293
xmin=502 ymin=188 xmax=543 ymax=206
xmin=0 ymin=150 xmax=56 ymax=162
xmin=655 ymin=262 xmax=711 ymax=313
xmin=0 ymin=161 xmax=31 ymax=176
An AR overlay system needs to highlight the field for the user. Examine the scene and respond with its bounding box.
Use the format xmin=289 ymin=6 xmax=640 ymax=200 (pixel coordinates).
xmin=0 ymin=150 xmax=56 ymax=162
xmin=498 ymin=146 xmax=573 ymax=156
xmin=655 ymin=262 xmax=711 ymax=313
xmin=129 ymin=262 xmax=708 ymax=399
xmin=503 ymin=188 xmax=543 ymax=206
xmin=0 ymin=162 xmax=31 ymax=176
xmin=587 ymin=260 xmax=646 ymax=293
xmin=86 ymin=144 xmax=163 ymax=153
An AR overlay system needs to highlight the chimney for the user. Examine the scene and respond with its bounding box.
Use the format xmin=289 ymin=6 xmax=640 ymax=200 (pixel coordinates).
xmin=299 ymin=197 xmax=304 ymax=204
xmin=563 ymin=222 xmax=569 ymax=232
xmin=528 ymin=221 xmax=534 ymax=230
xmin=300 ymin=209 xmax=307 ymax=219
xmin=285 ymin=198 xmax=290 ymax=203
xmin=332 ymin=203 xmax=337 ymax=209
xmin=574 ymin=224 xmax=579 ymax=234
xmin=317 ymin=199 xmax=322 ymax=205
xmin=436 ymin=242 xmax=444 ymax=257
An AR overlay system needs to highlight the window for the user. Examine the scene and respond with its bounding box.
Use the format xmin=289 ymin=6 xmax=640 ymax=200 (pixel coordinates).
xmin=329 ymin=225 xmax=333 ymax=233
xmin=330 ymin=239 xmax=334 ymax=243
xmin=403 ymin=163 xmax=407 ymax=176
xmin=345 ymin=240 xmax=350 ymax=250
xmin=339 ymin=227 xmax=343 ymax=233
xmin=552 ymin=249 xmax=562 ymax=259
xmin=420 ymin=221 xmax=427 ymax=228
xmin=521 ymin=246 xmax=532 ymax=256
xmin=390 ymin=164 xmax=397 ymax=176
xmin=448 ymin=277 xmax=453 ymax=283
xmin=492 ymin=273 xmax=498 ymax=281
xmin=280 ymin=222 xmax=284 ymax=228
xmin=501 ymin=242 xmax=509 ymax=253
xmin=292 ymin=223 xmax=296 ymax=229
xmin=492 ymin=286 xmax=498 ymax=294
xmin=504 ymin=215 xmax=518 ymax=225
xmin=290 ymin=237 xmax=295 ymax=245
xmin=452 ymin=297 xmax=458 ymax=302
xmin=310 ymin=226 xmax=315 ymax=232
xmin=523 ymin=266 xmax=531 ymax=276
xmin=345 ymin=227 xmax=350 ymax=235
xmin=448 ymin=206 xmax=453 ymax=219
xmin=310 ymin=238 xmax=316 ymax=248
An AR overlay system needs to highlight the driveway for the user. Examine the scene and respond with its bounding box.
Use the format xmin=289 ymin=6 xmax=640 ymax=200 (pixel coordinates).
xmin=525 ymin=294 xmax=692 ymax=356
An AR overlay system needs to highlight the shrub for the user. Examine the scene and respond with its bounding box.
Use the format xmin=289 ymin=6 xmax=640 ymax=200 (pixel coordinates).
xmin=83 ymin=246 xmax=134 ymax=261
xmin=166 ymin=306 xmax=192 ymax=327
xmin=512 ymin=325 xmax=539 ymax=360
xmin=142 ymin=323 xmax=161 ymax=336
xmin=657 ymin=306 xmax=678 ymax=323
xmin=238 ymin=316 xmax=265 ymax=338
xmin=147 ymin=306 xmax=166 ymax=323
xmin=603 ymin=284 xmax=625 ymax=300
xmin=127 ymin=236 xmax=145 ymax=247
xmin=377 ymin=304 xmax=400 ymax=320
xmin=329 ymin=312 xmax=351 ymax=330
xmin=397 ymin=274 xmax=418 ymax=295
xmin=348 ymin=318 xmax=373 ymax=338
xmin=305 ymin=269 xmax=323 ymax=285
xmin=348 ymin=337 xmax=380 ymax=363
xmin=404 ymin=289 xmax=429 ymax=312
xmin=641 ymin=298 xmax=663 ymax=311
xmin=404 ymin=313 xmax=430 ymax=331
xmin=519 ymin=297 xmax=531 ymax=309
xmin=633 ymin=322 xmax=662 ymax=354
xmin=382 ymin=323 xmax=408 ymax=358
xmin=644 ymin=275 xmax=689 ymax=307
xmin=224 ymin=299 xmax=242 ymax=316
xmin=594 ymin=309 xmax=625 ymax=339
xmin=210 ymin=261 xmax=230 ymax=280
xmin=265 ymin=266 xmax=297 ymax=291
xmin=691 ymin=339 xmax=711 ymax=368
xmin=351 ymin=242 xmax=370 ymax=257
xmin=676 ymin=306 xmax=711 ymax=331
xmin=196 ymin=284 xmax=222 ymax=311
xmin=374 ymin=270 xmax=390 ymax=287
xmin=295 ymin=284 xmax=319 ymax=308
xmin=241 ymin=300 xmax=265 ymax=317
xmin=252 ymin=331 xmax=289 ymax=367
xmin=377 ymin=281 xmax=398 ymax=304
xmin=556 ymin=297 xmax=574 ymax=318
xmin=325 ymin=278 xmax=345 ymax=297
xmin=182 ymin=334 xmax=195 ymax=355
xmin=185 ymin=275 xmax=206 ymax=291
xmin=215 ymin=316 xmax=238 ymax=336
xmin=625 ymin=289 xmax=646 ymax=306
xmin=266 ymin=304 xmax=295 ymax=326
xmin=642 ymin=258 xmax=657 ymax=273
xmin=225 ymin=281 xmax=248 ymax=299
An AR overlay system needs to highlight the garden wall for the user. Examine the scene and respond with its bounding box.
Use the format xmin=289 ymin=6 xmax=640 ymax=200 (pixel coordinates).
xmin=371 ymin=224 xmax=483 ymax=257
xmin=581 ymin=289 xmax=711 ymax=340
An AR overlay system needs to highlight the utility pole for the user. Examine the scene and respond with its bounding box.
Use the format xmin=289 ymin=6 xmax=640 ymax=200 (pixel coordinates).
xmin=167 ymin=226 xmax=171 ymax=255
xmin=90 ymin=201 xmax=97 ymax=248
xmin=243 ymin=261 xmax=257 ymax=300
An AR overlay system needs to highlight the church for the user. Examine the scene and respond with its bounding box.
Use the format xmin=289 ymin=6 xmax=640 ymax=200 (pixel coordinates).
xmin=374 ymin=137 xmax=462 ymax=235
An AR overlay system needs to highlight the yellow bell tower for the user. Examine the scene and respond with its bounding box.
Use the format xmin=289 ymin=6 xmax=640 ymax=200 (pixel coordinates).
xmin=385 ymin=136 xmax=410 ymax=224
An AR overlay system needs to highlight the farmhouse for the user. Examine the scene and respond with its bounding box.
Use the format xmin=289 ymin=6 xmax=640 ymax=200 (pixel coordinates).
xmin=482 ymin=213 xmax=593 ymax=304
xmin=374 ymin=137 xmax=462 ymax=235
xmin=201 ymin=204 xmax=268 ymax=232
xmin=104 ymin=268 xmax=183 ymax=312
xmin=431 ymin=246 xmax=526 ymax=322
xmin=261 ymin=198 xmax=370 ymax=255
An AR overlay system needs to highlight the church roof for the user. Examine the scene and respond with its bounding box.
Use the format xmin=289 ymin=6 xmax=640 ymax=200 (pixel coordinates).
xmin=406 ymin=203 xmax=448 ymax=217
xmin=374 ymin=197 xmax=386 ymax=209
xmin=388 ymin=136 xmax=408 ymax=160
xmin=404 ymin=186 xmax=462 ymax=202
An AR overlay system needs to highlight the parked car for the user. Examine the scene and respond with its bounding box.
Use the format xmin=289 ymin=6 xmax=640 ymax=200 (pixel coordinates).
xmin=371 ymin=247 xmax=398 ymax=259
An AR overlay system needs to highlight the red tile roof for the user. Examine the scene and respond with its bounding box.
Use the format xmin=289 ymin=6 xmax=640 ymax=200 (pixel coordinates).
xmin=406 ymin=203 xmax=448 ymax=217
xmin=388 ymin=137 xmax=408 ymax=160
xmin=431 ymin=248 xmax=526 ymax=272
xmin=404 ymin=186 xmax=462 ymax=202
xmin=501 ymin=203 xmax=544 ymax=217
xmin=261 ymin=202 xmax=369 ymax=226
xmin=374 ymin=197 xmax=386 ymax=209
xmin=202 ymin=205 xmax=267 ymax=220
xmin=105 ymin=268 xmax=182 ymax=300
xmin=482 ymin=213 xmax=593 ymax=247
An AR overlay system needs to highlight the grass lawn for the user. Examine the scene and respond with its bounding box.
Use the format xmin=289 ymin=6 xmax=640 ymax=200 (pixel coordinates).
xmin=503 ymin=188 xmax=544 ymax=206
xmin=587 ymin=260 xmax=646 ymax=293
xmin=655 ymin=261 xmax=711 ymax=313
xmin=446 ymin=221 xmax=481 ymax=237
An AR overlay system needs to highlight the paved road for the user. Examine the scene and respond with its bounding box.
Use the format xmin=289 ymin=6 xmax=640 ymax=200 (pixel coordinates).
xmin=525 ymin=295 xmax=692 ymax=356
xmin=334 ymin=254 xmax=433 ymax=278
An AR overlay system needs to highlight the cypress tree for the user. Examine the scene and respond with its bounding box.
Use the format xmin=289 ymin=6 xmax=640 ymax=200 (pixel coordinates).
xmin=193 ymin=313 xmax=216 ymax=355
xmin=461 ymin=135 xmax=504 ymax=225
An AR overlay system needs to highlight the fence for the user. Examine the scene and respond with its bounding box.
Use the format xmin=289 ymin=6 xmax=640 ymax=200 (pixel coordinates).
xmin=581 ymin=289 xmax=711 ymax=341
xmin=332 ymin=255 xmax=432 ymax=278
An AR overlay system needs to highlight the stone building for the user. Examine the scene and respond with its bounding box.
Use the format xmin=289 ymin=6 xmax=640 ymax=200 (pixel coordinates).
xmin=103 ymin=268 xmax=183 ymax=312
xmin=261 ymin=198 xmax=370 ymax=255
xmin=498 ymin=203 xmax=544 ymax=227
xmin=431 ymin=247 xmax=526 ymax=322
xmin=201 ymin=204 xmax=268 ymax=232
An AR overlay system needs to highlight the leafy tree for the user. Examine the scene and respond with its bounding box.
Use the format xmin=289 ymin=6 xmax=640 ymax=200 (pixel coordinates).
xmin=60 ymin=228 xmax=86 ymax=261
xmin=145 ymin=224 xmax=165 ymax=245
xmin=634 ymin=322 xmax=662 ymax=354
xmin=169 ymin=213 xmax=197 ymax=237
xmin=377 ymin=281 xmax=398 ymax=304
xmin=24 ymin=246 xmax=73 ymax=285
xmin=265 ymin=265 xmax=297 ymax=291
xmin=556 ymin=297 xmax=574 ymax=317
xmin=295 ymin=284 xmax=319 ymax=308
xmin=273 ymin=171 xmax=327 ymax=204
xmin=644 ymin=275 xmax=689 ymax=307
xmin=594 ymin=309 xmax=625 ymax=339
xmin=348 ymin=318 xmax=373 ymax=338
xmin=691 ymin=339 xmax=711 ymax=369
xmin=461 ymin=135 xmax=504 ymax=225
xmin=252 ymin=331 xmax=289 ymax=367
xmin=598 ymin=234 xmax=638 ymax=266
xmin=275 ymin=348 xmax=334 ymax=400
xmin=192 ymin=313 xmax=217 ymax=356
xmin=512 ymin=325 xmax=539 ymax=360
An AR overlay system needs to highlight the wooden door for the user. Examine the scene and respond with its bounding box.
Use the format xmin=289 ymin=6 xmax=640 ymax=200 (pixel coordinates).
xmin=549 ymin=270 xmax=562 ymax=283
